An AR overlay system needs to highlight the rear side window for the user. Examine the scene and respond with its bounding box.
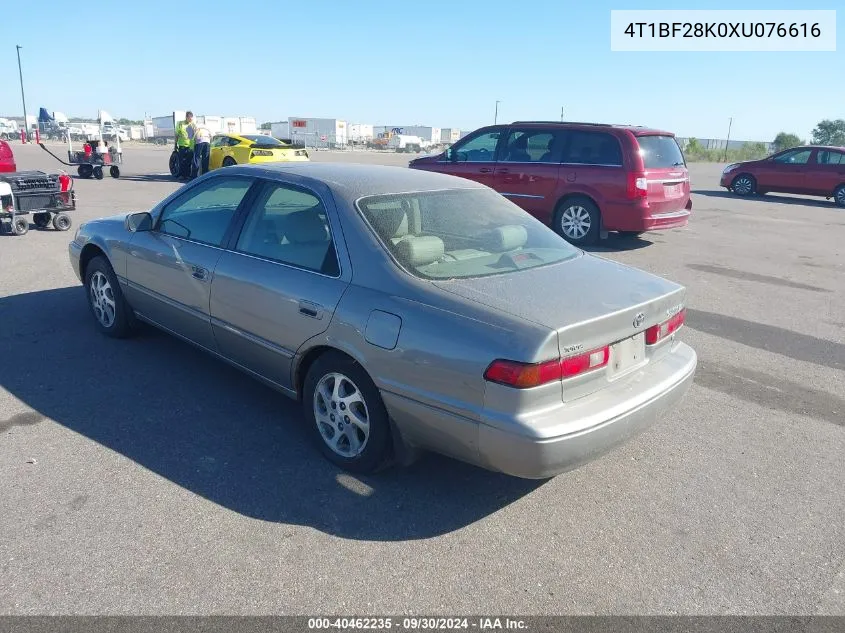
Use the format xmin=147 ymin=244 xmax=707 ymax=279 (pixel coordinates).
xmin=637 ymin=135 xmax=686 ymax=168
xmin=817 ymin=150 xmax=845 ymax=165
xmin=562 ymin=131 xmax=623 ymax=166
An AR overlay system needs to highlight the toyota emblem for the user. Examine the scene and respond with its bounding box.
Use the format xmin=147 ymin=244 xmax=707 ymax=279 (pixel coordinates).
xmin=633 ymin=312 xmax=645 ymax=328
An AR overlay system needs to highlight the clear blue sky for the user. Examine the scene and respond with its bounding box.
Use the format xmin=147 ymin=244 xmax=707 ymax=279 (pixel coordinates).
xmin=1 ymin=0 xmax=840 ymax=141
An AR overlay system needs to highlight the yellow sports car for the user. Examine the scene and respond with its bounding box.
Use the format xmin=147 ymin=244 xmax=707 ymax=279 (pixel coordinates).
xmin=209 ymin=134 xmax=309 ymax=170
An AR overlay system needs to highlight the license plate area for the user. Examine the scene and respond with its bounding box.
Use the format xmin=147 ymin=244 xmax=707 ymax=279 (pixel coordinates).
xmin=663 ymin=183 xmax=683 ymax=199
xmin=609 ymin=333 xmax=646 ymax=378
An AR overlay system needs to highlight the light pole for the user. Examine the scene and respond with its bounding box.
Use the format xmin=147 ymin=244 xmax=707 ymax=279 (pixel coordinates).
xmin=724 ymin=117 xmax=733 ymax=163
xmin=16 ymin=45 xmax=29 ymax=140
xmin=494 ymin=100 xmax=501 ymax=125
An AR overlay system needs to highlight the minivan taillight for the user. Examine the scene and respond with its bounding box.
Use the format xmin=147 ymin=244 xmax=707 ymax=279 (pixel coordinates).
xmin=626 ymin=172 xmax=648 ymax=199
xmin=484 ymin=346 xmax=610 ymax=389
xmin=645 ymin=309 xmax=685 ymax=345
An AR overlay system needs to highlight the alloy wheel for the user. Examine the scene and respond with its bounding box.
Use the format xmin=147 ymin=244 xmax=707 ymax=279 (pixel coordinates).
xmin=733 ymin=176 xmax=754 ymax=196
xmin=560 ymin=205 xmax=592 ymax=240
xmin=89 ymin=271 xmax=116 ymax=328
xmin=313 ymin=372 xmax=370 ymax=458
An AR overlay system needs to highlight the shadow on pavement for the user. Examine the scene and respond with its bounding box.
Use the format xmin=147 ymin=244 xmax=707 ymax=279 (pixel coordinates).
xmin=693 ymin=189 xmax=838 ymax=209
xmin=581 ymin=232 xmax=657 ymax=253
xmin=0 ymin=287 xmax=543 ymax=541
xmin=119 ymin=174 xmax=181 ymax=183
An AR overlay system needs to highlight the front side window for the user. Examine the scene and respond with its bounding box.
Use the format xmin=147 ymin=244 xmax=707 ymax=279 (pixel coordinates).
xmin=357 ymin=188 xmax=580 ymax=280
xmin=772 ymin=149 xmax=812 ymax=164
xmin=451 ymin=131 xmax=502 ymax=162
xmin=157 ymin=176 xmax=253 ymax=246
xmin=235 ymin=182 xmax=339 ymax=275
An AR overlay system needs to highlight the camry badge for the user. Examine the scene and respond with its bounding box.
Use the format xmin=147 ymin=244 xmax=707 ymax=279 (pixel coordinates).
xmin=633 ymin=312 xmax=645 ymax=328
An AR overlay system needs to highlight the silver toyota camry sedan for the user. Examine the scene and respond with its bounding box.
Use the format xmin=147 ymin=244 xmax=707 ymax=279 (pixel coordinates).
xmin=68 ymin=163 xmax=697 ymax=479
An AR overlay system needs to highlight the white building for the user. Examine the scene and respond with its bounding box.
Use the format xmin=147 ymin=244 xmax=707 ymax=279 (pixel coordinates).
xmin=270 ymin=121 xmax=290 ymax=140
xmin=440 ymin=128 xmax=461 ymax=144
xmin=288 ymin=117 xmax=348 ymax=148
xmin=349 ymin=123 xmax=374 ymax=144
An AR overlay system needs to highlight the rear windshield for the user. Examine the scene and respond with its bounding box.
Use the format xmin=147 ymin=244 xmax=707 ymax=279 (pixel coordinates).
xmin=637 ymin=135 xmax=686 ymax=169
xmin=243 ymin=135 xmax=285 ymax=147
xmin=357 ymin=188 xmax=580 ymax=280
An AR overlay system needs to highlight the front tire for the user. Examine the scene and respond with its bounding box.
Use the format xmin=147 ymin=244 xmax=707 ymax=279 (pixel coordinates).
xmin=168 ymin=151 xmax=180 ymax=177
xmin=84 ymin=256 xmax=136 ymax=338
xmin=834 ymin=184 xmax=845 ymax=208
xmin=33 ymin=212 xmax=51 ymax=229
xmin=11 ymin=217 xmax=29 ymax=236
xmin=731 ymin=174 xmax=756 ymax=196
xmin=52 ymin=213 xmax=72 ymax=231
xmin=302 ymin=352 xmax=392 ymax=474
xmin=93 ymin=166 xmax=104 ymax=180
xmin=555 ymin=198 xmax=600 ymax=246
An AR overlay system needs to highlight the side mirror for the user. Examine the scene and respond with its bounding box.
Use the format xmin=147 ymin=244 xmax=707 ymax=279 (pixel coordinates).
xmin=126 ymin=211 xmax=153 ymax=233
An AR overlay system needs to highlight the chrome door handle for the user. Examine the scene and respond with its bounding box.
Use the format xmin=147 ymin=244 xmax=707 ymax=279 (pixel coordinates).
xmin=298 ymin=300 xmax=323 ymax=319
xmin=479 ymin=167 xmax=492 ymax=173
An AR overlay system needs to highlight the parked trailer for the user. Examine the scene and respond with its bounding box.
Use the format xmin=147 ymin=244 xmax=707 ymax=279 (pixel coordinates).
xmin=392 ymin=125 xmax=442 ymax=144
xmin=288 ymin=117 xmax=348 ymax=148
xmin=440 ymin=128 xmax=461 ymax=144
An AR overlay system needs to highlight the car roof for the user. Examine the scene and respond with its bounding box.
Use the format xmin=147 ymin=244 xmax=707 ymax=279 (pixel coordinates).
xmin=229 ymin=162 xmax=487 ymax=201
xmin=507 ymin=121 xmax=675 ymax=136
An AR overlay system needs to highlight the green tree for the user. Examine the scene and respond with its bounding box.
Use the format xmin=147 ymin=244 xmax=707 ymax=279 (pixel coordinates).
xmin=260 ymin=122 xmax=272 ymax=130
xmin=811 ymin=119 xmax=845 ymax=146
xmin=772 ymin=132 xmax=802 ymax=152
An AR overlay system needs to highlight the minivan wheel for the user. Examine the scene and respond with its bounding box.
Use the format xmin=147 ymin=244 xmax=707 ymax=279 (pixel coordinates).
xmin=302 ymin=352 xmax=392 ymax=474
xmin=555 ymin=198 xmax=600 ymax=246
xmin=834 ymin=184 xmax=845 ymax=208
xmin=731 ymin=174 xmax=756 ymax=196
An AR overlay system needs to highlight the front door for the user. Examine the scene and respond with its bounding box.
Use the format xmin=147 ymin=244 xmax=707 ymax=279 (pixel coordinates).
xmin=209 ymin=179 xmax=350 ymax=390
xmin=492 ymin=127 xmax=565 ymax=221
xmin=757 ymin=147 xmax=813 ymax=193
xmin=124 ymin=175 xmax=257 ymax=351
xmin=437 ymin=128 xmax=505 ymax=189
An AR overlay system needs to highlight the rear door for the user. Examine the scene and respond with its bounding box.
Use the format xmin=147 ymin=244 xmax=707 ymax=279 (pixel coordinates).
xmin=756 ymin=147 xmax=813 ymax=193
xmin=635 ymin=134 xmax=690 ymax=213
xmin=209 ymin=179 xmax=349 ymax=390
xmin=438 ymin=128 xmax=506 ymax=189
xmin=491 ymin=127 xmax=565 ymax=221
xmin=814 ymin=148 xmax=845 ymax=196
xmin=559 ymin=129 xmax=628 ymax=208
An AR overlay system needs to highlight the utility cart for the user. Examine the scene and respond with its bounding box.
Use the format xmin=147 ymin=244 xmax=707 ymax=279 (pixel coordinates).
xmin=39 ymin=135 xmax=123 ymax=179
xmin=0 ymin=171 xmax=76 ymax=236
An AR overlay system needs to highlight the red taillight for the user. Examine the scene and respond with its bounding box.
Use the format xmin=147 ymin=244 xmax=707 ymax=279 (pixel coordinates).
xmin=484 ymin=346 xmax=610 ymax=389
xmin=484 ymin=358 xmax=562 ymax=389
xmin=626 ymin=172 xmax=648 ymax=199
xmin=560 ymin=346 xmax=610 ymax=378
xmin=645 ymin=309 xmax=685 ymax=345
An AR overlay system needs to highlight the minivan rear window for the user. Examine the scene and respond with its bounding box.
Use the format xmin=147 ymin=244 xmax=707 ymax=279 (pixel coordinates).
xmin=637 ymin=135 xmax=686 ymax=169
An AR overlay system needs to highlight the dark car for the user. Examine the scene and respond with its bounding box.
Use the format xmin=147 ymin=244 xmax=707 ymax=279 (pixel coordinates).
xmin=720 ymin=145 xmax=845 ymax=207
xmin=408 ymin=121 xmax=692 ymax=246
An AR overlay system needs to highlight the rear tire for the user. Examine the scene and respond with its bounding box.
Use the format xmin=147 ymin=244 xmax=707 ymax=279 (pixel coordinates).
xmin=731 ymin=174 xmax=756 ymax=196
xmin=222 ymin=157 xmax=236 ymax=167
xmin=33 ymin=212 xmax=51 ymax=229
xmin=52 ymin=213 xmax=72 ymax=231
xmin=78 ymin=164 xmax=93 ymax=179
xmin=302 ymin=351 xmax=393 ymax=474
xmin=84 ymin=256 xmax=136 ymax=338
xmin=834 ymin=184 xmax=845 ymax=208
xmin=110 ymin=165 xmax=120 ymax=178
xmin=93 ymin=166 xmax=104 ymax=180
xmin=555 ymin=198 xmax=601 ymax=246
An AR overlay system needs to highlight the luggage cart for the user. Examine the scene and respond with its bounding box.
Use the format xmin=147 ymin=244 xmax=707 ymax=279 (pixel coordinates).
xmin=0 ymin=171 xmax=77 ymax=236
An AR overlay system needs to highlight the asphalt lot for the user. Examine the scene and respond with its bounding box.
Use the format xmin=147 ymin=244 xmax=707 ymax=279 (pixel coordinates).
xmin=1 ymin=142 xmax=843 ymax=615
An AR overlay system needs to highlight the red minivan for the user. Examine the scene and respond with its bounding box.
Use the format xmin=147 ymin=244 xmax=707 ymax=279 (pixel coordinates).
xmin=409 ymin=121 xmax=692 ymax=246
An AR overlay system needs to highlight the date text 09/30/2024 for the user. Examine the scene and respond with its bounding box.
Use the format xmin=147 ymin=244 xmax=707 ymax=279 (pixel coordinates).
xmin=308 ymin=617 xmax=529 ymax=631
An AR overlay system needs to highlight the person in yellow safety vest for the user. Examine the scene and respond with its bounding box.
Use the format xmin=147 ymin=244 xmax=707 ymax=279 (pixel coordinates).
xmin=174 ymin=111 xmax=196 ymax=180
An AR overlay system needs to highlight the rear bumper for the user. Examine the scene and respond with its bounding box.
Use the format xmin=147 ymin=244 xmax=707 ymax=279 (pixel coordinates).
xmin=477 ymin=342 xmax=697 ymax=479
xmin=603 ymin=200 xmax=692 ymax=232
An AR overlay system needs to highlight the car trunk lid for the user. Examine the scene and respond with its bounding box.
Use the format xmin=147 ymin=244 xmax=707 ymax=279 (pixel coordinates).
xmin=433 ymin=253 xmax=686 ymax=401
